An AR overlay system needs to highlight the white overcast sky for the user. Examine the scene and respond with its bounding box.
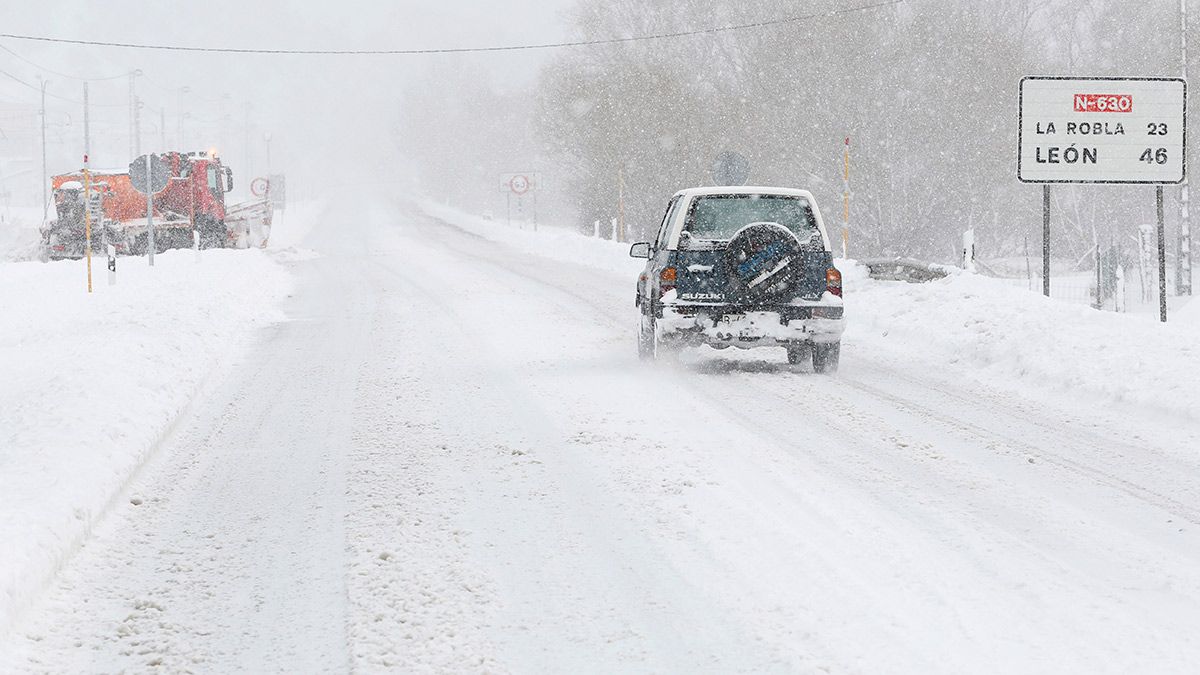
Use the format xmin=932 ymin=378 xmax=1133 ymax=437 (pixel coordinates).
xmin=1 ymin=0 xmax=571 ymax=193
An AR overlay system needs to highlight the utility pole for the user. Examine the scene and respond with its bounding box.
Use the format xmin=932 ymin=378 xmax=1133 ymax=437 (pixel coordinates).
xmin=83 ymin=82 xmax=90 ymax=160
xmin=84 ymin=81 xmax=93 ymax=293
xmin=126 ymin=69 xmax=142 ymax=159
xmin=38 ymin=77 xmax=48 ymax=225
xmin=133 ymin=96 xmax=142 ymax=158
xmin=243 ymin=102 xmax=252 ymax=184
xmin=1180 ymin=0 xmax=1192 ymax=295
xmin=128 ymin=72 xmax=135 ymax=159
xmin=178 ymin=113 xmax=189 ymax=150
xmin=160 ymin=108 xmax=166 ymax=149
xmin=178 ymin=86 xmax=191 ymax=149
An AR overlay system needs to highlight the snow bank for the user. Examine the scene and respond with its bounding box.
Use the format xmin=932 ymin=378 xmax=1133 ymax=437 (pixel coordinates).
xmin=0 ymin=206 xmax=46 ymax=263
xmin=0 ymin=248 xmax=293 ymax=632
xmin=843 ymin=266 xmax=1200 ymax=420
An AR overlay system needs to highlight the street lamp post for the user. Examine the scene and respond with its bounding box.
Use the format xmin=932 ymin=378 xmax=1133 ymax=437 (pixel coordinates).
xmin=133 ymin=96 xmax=142 ymax=157
xmin=243 ymin=102 xmax=252 ymax=183
xmin=179 ymin=112 xmax=191 ymax=151
xmin=37 ymin=76 xmax=49 ymax=225
xmin=178 ymin=86 xmax=191 ymax=149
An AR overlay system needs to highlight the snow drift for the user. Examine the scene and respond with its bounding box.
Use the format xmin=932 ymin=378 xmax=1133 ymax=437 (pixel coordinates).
xmin=0 ymin=248 xmax=292 ymax=632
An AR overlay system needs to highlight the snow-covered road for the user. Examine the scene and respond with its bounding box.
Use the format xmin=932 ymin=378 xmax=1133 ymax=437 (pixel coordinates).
xmin=5 ymin=200 xmax=1200 ymax=673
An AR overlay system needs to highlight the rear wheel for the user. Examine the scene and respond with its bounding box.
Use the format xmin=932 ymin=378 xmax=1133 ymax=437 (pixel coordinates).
xmin=637 ymin=313 xmax=656 ymax=360
xmin=786 ymin=344 xmax=810 ymax=365
xmin=812 ymin=342 xmax=840 ymax=374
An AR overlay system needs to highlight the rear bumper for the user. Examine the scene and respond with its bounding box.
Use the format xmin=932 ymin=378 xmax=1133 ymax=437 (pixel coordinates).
xmin=658 ymin=303 xmax=845 ymax=347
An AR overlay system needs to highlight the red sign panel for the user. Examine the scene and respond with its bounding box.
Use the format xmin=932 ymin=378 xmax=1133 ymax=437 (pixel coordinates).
xmin=1073 ymin=94 xmax=1133 ymax=113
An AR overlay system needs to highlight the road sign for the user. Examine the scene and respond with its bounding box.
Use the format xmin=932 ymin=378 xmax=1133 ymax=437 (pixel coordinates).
xmin=712 ymin=150 xmax=750 ymax=186
xmin=500 ymin=172 xmax=537 ymax=195
xmin=267 ymin=174 xmax=286 ymax=209
xmin=1018 ymin=77 xmax=1187 ymax=184
xmin=511 ymin=175 xmax=530 ymax=195
xmin=129 ymin=153 xmax=170 ymax=193
xmin=250 ymin=177 xmax=269 ymax=197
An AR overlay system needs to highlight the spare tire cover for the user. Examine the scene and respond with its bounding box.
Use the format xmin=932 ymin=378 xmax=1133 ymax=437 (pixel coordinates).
xmin=723 ymin=221 xmax=803 ymax=305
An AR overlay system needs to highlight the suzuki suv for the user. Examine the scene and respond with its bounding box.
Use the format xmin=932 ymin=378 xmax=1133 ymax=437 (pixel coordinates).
xmin=630 ymin=187 xmax=845 ymax=372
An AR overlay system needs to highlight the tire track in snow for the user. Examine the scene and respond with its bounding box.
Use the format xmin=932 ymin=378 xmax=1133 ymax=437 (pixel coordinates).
xmin=416 ymin=206 xmax=1200 ymax=530
xmin=407 ymin=205 xmax=1200 ymax=670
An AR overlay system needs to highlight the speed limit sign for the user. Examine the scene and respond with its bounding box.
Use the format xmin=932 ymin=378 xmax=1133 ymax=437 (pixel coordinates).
xmin=499 ymin=172 xmax=539 ymax=195
xmin=250 ymin=176 xmax=270 ymax=197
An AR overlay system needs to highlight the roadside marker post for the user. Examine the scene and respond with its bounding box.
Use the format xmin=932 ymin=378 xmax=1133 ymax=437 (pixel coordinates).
xmin=1018 ymin=76 xmax=1187 ymax=319
xmin=106 ymin=244 xmax=116 ymax=286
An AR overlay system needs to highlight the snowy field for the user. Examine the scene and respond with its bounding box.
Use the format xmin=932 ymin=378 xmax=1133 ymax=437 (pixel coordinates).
xmin=0 ymin=240 xmax=294 ymax=633
xmin=1 ymin=198 xmax=1199 ymax=673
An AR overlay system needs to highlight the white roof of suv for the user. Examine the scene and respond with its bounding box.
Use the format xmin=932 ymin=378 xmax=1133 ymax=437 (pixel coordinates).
xmin=671 ymin=186 xmax=819 ymax=200
xmin=664 ymin=186 xmax=829 ymax=250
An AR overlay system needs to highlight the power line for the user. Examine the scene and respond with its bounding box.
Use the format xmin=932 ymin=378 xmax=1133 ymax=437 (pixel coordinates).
xmin=0 ymin=42 xmax=126 ymax=80
xmin=0 ymin=66 xmax=127 ymax=107
xmin=0 ymin=1 xmax=903 ymax=55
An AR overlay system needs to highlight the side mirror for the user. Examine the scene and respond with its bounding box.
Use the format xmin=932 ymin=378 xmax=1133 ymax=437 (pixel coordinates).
xmin=224 ymin=166 xmax=234 ymax=193
xmin=629 ymin=242 xmax=652 ymax=259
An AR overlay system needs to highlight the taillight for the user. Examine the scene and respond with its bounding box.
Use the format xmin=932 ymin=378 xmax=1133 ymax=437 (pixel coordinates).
xmin=660 ymin=267 xmax=677 ymax=295
xmin=826 ymin=267 xmax=842 ymax=297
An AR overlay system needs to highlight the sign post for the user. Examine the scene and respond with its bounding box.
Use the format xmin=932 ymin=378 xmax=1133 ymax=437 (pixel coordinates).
xmin=499 ymin=172 xmax=539 ymax=230
xmin=1158 ymin=185 xmax=1168 ymax=321
xmin=1043 ymin=184 xmax=1051 ymax=297
xmin=1018 ymin=76 xmax=1187 ymax=319
xmin=129 ymin=153 xmax=169 ymax=266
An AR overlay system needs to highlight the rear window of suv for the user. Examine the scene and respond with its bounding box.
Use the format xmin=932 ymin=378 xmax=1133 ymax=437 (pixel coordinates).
xmin=685 ymin=194 xmax=818 ymax=241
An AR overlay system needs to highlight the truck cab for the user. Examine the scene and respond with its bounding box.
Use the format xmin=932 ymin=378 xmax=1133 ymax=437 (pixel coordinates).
xmin=160 ymin=152 xmax=233 ymax=247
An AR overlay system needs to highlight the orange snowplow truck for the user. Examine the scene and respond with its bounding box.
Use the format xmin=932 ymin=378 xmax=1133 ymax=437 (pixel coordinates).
xmin=43 ymin=151 xmax=240 ymax=259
